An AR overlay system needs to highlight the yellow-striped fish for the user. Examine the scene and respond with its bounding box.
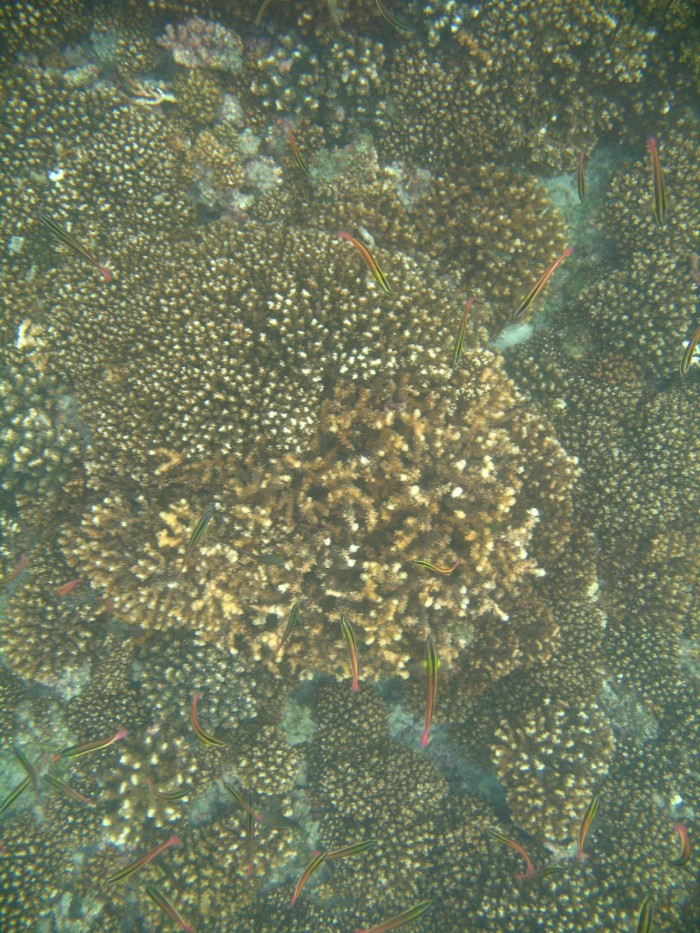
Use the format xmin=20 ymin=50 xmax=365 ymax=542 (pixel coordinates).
xmin=356 ymin=899 xmax=434 ymax=933
xmin=412 ymin=558 xmax=461 ymax=575
xmin=0 ymin=774 xmax=31 ymax=817
xmin=287 ymin=125 xmax=310 ymax=176
xmin=511 ymin=247 xmax=573 ymax=320
xmin=177 ymin=503 xmax=215 ymax=578
xmin=577 ymin=152 xmax=585 ymax=202
xmin=374 ymin=0 xmax=416 ymax=34
xmin=680 ymin=322 xmax=700 ymax=380
xmin=145 ymin=885 xmax=194 ymax=932
xmin=453 ymin=296 xmax=474 ymax=368
xmin=107 ymin=835 xmax=180 ymax=886
xmin=327 ymin=839 xmax=376 ymax=860
xmin=276 ymin=600 xmax=300 ymax=655
xmin=39 ymin=213 xmax=112 ymax=282
xmin=190 ymin=693 xmax=226 ymax=748
xmin=337 ymin=231 xmax=391 ymax=296
xmin=421 ymin=634 xmax=439 ymax=747
xmin=648 ymin=137 xmax=667 ymax=227
xmin=45 ymin=773 xmax=95 ymax=806
xmin=670 ymin=822 xmax=691 ymax=867
xmin=290 ymin=851 xmax=327 ymax=906
xmin=636 ymin=893 xmax=653 ymax=933
xmin=576 ymin=794 xmax=600 ymax=860
xmin=340 ymin=613 xmax=360 ymax=693
xmin=255 ymin=0 xmax=274 ymax=27
xmin=53 ymin=726 xmax=128 ymax=762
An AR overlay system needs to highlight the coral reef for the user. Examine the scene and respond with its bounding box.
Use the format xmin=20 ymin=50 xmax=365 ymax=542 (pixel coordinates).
xmin=584 ymin=114 xmax=700 ymax=381
xmin=183 ymin=124 xmax=246 ymax=207
xmin=401 ymin=165 xmax=568 ymax=319
xmin=172 ymin=66 xmax=225 ymax=126
xmin=265 ymin=136 xmax=568 ymax=324
xmin=134 ymin=628 xmax=283 ymax=725
xmin=0 ymin=2 xmax=698 ymax=931
xmin=42 ymin=220 xmax=420 ymax=468
xmin=0 ymin=667 xmax=26 ymax=747
xmin=0 ymin=64 xmax=195 ymax=275
xmin=232 ymin=888 xmax=341 ymax=932
xmin=300 ymin=680 xmax=448 ymax=922
xmin=0 ymin=814 xmax=75 ymax=932
xmin=89 ymin=6 xmax=160 ymax=81
xmin=508 ymin=329 xmax=699 ymax=615
xmin=595 ymin=110 xmax=699 ymax=256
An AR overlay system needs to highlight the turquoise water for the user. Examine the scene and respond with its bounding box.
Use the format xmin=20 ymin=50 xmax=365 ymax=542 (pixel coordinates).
xmin=1 ymin=1 xmax=699 ymax=930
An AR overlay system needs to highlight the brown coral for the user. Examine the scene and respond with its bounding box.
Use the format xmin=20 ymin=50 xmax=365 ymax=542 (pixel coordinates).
xmin=61 ymin=356 xmax=582 ymax=693
xmin=594 ymin=110 xmax=699 ymax=260
xmin=0 ymin=813 xmax=75 ymax=932
xmin=1 ymin=539 xmax=111 ymax=688
xmin=268 ymin=137 xmax=568 ymax=326
xmin=492 ymin=699 xmax=615 ymax=848
xmin=377 ymin=0 xmax=674 ymax=173
xmin=0 ymin=0 xmax=88 ymax=65
xmin=0 ymin=63 xmax=195 ymax=275
xmin=248 ymin=28 xmax=386 ymax=144
xmin=183 ymin=124 xmax=246 ymax=207
xmin=173 ymin=67 xmax=225 ymax=127
xmin=0 ymin=337 xmax=85 ymax=535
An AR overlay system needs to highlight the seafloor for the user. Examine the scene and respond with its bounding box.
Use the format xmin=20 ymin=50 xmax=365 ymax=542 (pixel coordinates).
xmin=0 ymin=1 xmax=699 ymax=931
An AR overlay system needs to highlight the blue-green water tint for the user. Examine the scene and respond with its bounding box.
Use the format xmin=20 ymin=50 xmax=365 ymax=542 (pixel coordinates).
xmin=1 ymin=1 xmax=699 ymax=930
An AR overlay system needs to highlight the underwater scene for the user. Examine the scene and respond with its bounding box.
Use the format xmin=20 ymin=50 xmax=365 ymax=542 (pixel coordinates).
xmin=0 ymin=1 xmax=699 ymax=930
